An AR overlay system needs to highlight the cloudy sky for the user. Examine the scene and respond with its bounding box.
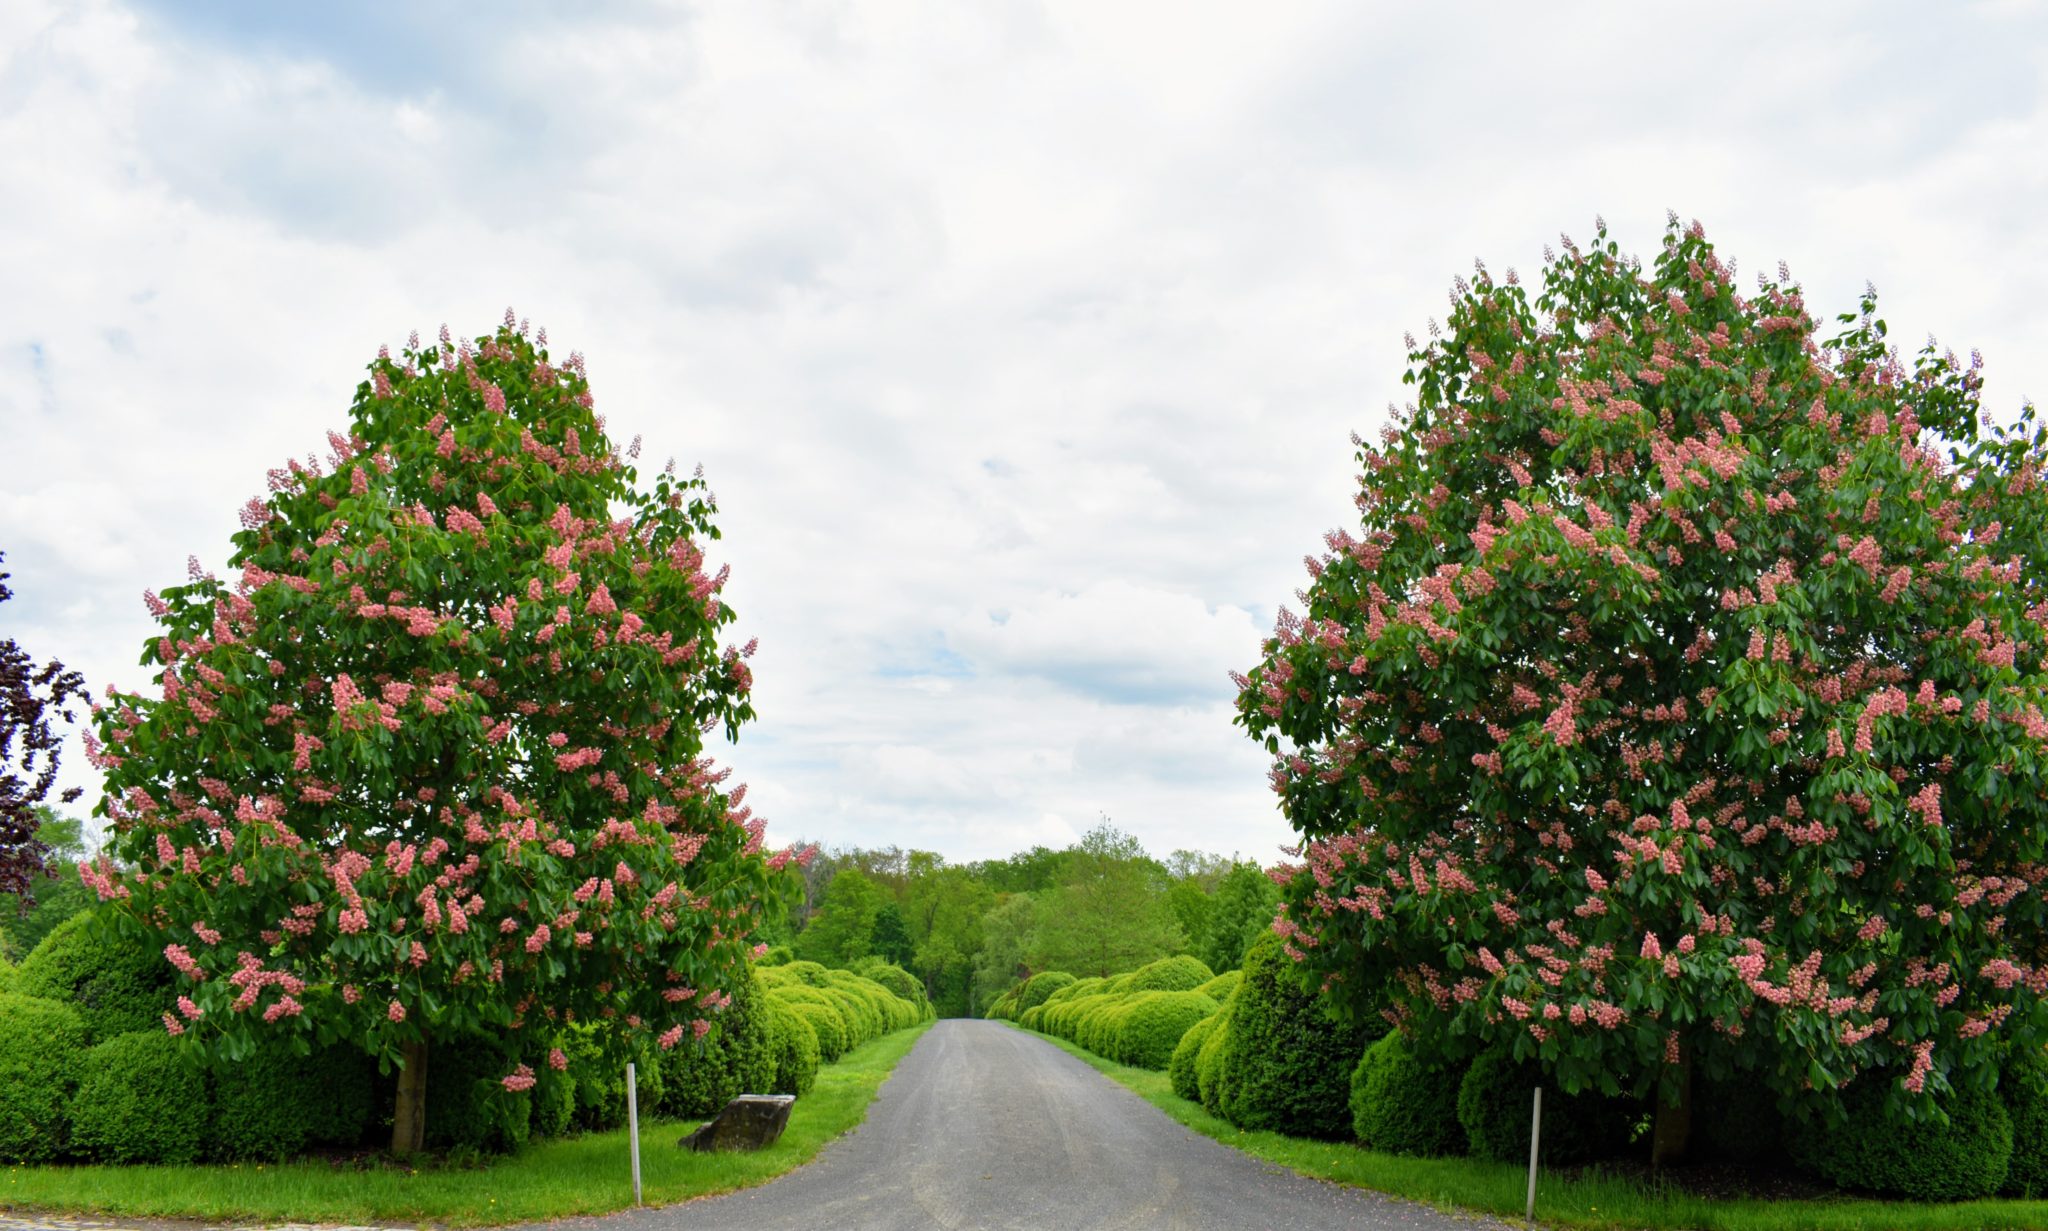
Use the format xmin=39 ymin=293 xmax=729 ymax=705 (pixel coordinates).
xmin=3 ymin=1 xmax=2044 ymax=864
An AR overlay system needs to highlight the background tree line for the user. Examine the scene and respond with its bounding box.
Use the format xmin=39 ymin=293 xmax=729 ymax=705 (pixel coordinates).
xmin=754 ymin=819 xmax=1281 ymax=1018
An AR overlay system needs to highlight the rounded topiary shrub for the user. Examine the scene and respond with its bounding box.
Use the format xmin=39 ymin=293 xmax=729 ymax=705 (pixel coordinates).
xmin=532 ymin=1063 xmax=575 ymax=1139
xmin=1351 ymin=1032 xmax=1466 ymax=1157
xmin=853 ymin=961 xmax=928 ymax=1014
xmin=1171 ymin=1011 xmax=1222 ymax=1102
xmin=768 ymin=999 xmax=820 ymax=1097
xmin=1112 ymin=991 xmax=1218 ymax=1070
xmin=69 ymin=1030 xmax=209 ymax=1163
xmin=758 ymin=946 xmax=794 ymax=967
xmin=772 ymin=987 xmax=850 ymax=1061
xmin=426 ymin=1033 xmax=535 ymax=1155
xmin=1197 ymin=970 xmax=1241 ymax=1002
xmin=1207 ymin=932 xmax=1373 ymax=1138
xmin=1125 ymin=956 xmax=1214 ymax=994
xmin=661 ymin=969 xmax=777 ymax=1117
xmin=16 ymin=912 xmax=175 ymax=1043
xmin=1016 ymin=970 xmax=1077 ymax=1014
xmin=781 ymin=960 xmax=835 ymax=988
xmin=1195 ymin=996 xmax=1235 ymax=1111
xmin=1692 ymin=1069 xmax=1784 ymax=1165
xmin=0 ymin=957 xmax=16 ymax=993
xmin=1456 ymin=1051 xmax=1635 ymax=1166
xmin=210 ymin=1042 xmax=375 ymax=1160
xmin=1019 ymin=1004 xmax=1047 ymax=1032
xmin=1799 ymin=1078 xmax=2012 ymax=1201
xmin=0 ymin=992 xmax=87 ymax=1162
xmin=2004 ymin=1048 xmax=2048 ymax=1198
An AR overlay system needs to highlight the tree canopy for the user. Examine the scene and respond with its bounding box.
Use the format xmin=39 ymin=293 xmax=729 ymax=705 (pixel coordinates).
xmin=1238 ymin=218 xmax=2048 ymax=1125
xmin=80 ymin=317 xmax=785 ymax=1149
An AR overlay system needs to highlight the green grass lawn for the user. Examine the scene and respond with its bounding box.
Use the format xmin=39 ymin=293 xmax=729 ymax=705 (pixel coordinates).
xmin=1015 ymin=1026 xmax=2048 ymax=1231
xmin=2 ymin=1021 xmax=931 ymax=1227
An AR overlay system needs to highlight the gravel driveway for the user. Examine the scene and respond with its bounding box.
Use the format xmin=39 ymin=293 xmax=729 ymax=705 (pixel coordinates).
xmin=549 ymin=1018 xmax=1504 ymax=1231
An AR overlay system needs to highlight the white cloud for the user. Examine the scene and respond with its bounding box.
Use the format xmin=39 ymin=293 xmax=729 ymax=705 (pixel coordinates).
xmin=3 ymin=0 xmax=2045 ymax=865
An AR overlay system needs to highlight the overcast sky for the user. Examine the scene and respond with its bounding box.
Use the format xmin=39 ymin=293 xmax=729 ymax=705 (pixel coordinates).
xmin=4 ymin=1 xmax=2045 ymax=865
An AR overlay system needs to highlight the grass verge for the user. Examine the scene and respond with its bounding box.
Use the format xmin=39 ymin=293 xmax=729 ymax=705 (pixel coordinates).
xmin=1013 ymin=1025 xmax=2048 ymax=1231
xmin=2 ymin=1020 xmax=932 ymax=1227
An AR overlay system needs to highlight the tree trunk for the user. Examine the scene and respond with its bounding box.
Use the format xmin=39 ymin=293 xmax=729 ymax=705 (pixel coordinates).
xmin=1650 ymin=1046 xmax=1692 ymax=1167
xmin=391 ymin=1039 xmax=429 ymax=1156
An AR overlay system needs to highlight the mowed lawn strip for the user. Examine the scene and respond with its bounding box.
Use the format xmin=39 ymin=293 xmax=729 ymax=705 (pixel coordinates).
xmin=2 ymin=1020 xmax=931 ymax=1228
xmin=1014 ymin=1026 xmax=2048 ymax=1231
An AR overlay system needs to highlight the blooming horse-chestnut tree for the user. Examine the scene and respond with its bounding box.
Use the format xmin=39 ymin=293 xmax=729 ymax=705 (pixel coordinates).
xmin=82 ymin=316 xmax=791 ymax=1153
xmin=1236 ymin=217 xmax=2048 ymax=1163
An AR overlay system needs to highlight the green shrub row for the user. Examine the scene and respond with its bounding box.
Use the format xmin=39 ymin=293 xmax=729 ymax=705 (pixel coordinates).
xmin=997 ymin=956 xmax=1223 ymax=1072
xmin=1 ymin=911 xmax=925 ymax=1166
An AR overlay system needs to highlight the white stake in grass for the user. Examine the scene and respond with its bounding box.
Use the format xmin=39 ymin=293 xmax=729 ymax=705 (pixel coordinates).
xmin=627 ymin=1060 xmax=644 ymax=1206
xmin=1525 ymin=1085 xmax=1543 ymax=1222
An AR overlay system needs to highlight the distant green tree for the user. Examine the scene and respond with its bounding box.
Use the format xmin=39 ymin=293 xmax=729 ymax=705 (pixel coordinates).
xmin=1030 ymin=822 xmax=1184 ymax=976
xmin=871 ymin=904 xmax=916 ymax=967
xmin=1196 ymin=862 xmax=1281 ymax=974
xmin=794 ymin=867 xmax=885 ymax=966
xmin=974 ymin=845 xmax=1069 ymax=894
xmin=903 ymin=861 xmax=993 ymax=1016
xmin=0 ymin=808 xmax=94 ymax=959
xmin=1164 ymin=848 xmax=1230 ymax=958
xmin=970 ymin=893 xmax=1039 ymax=1012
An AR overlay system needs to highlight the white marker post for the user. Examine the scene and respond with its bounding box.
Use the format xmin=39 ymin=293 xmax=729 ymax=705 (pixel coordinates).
xmin=1525 ymin=1085 xmax=1543 ymax=1223
xmin=626 ymin=1061 xmax=644 ymax=1206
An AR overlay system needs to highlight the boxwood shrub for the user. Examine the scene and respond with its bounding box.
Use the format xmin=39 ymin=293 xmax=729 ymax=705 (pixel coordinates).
xmin=1015 ymin=971 xmax=1076 ymax=1015
xmin=0 ymin=992 xmax=86 ymax=1161
xmin=770 ymin=986 xmax=850 ymax=1060
xmin=2004 ymin=1047 xmax=2048 ymax=1198
xmin=853 ymin=961 xmax=929 ymax=1015
xmin=1018 ymin=1004 xmax=1047 ymax=1032
xmin=1124 ymin=956 xmax=1214 ymax=994
xmin=662 ymin=969 xmax=777 ymax=1117
xmin=1204 ymin=932 xmax=1371 ymax=1138
xmin=210 ymin=1042 xmax=375 ymax=1160
xmin=1350 ymin=1032 xmax=1466 ymax=1157
xmin=16 ymin=911 xmax=174 ymax=1043
xmin=1111 ymin=990 xmax=1217 ymax=1070
xmin=69 ymin=1030 xmax=209 ymax=1164
xmin=1170 ymin=1011 xmax=1222 ymax=1101
xmin=1798 ymin=1078 xmax=2012 ymax=1201
xmin=1456 ymin=1050 xmax=1635 ymax=1166
xmin=1196 ymin=970 xmax=1240 ymax=1002
xmin=426 ymin=1033 xmax=536 ymax=1154
xmin=1195 ymin=993 xmax=1235 ymax=1111
xmin=767 ymin=999 xmax=821 ymax=1097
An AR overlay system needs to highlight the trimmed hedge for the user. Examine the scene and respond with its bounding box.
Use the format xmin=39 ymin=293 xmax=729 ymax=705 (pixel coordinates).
xmin=69 ymin=1030 xmax=209 ymax=1164
xmin=1456 ymin=1051 xmax=1634 ymax=1166
xmin=210 ymin=1043 xmax=376 ymax=1160
xmin=427 ymin=1034 xmax=537 ymax=1154
xmin=854 ymin=961 xmax=930 ymax=1014
xmin=1203 ymin=932 xmax=1371 ymax=1139
xmin=2005 ymin=1048 xmax=2048 ymax=1198
xmin=1018 ymin=1004 xmax=1047 ymax=1032
xmin=770 ymin=987 xmax=851 ymax=1061
xmin=0 ymin=956 xmax=15 ymax=993
xmin=1170 ymin=1012 xmax=1222 ymax=1102
xmin=1109 ymin=990 xmax=1217 ymax=1070
xmin=0 ymin=992 xmax=86 ymax=1161
xmin=1195 ymin=992 xmax=1234 ymax=1110
xmin=1799 ymin=1078 xmax=2012 ymax=1202
xmin=1010 ymin=970 xmax=1077 ymax=1018
xmin=1351 ymin=1032 xmax=1466 ymax=1157
xmin=661 ymin=969 xmax=777 ymax=1117
xmin=1196 ymin=970 xmax=1241 ymax=1002
xmin=16 ymin=912 xmax=174 ymax=1042
xmin=767 ymin=999 xmax=820 ymax=1097
xmin=1124 ymin=956 xmax=1214 ymax=994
